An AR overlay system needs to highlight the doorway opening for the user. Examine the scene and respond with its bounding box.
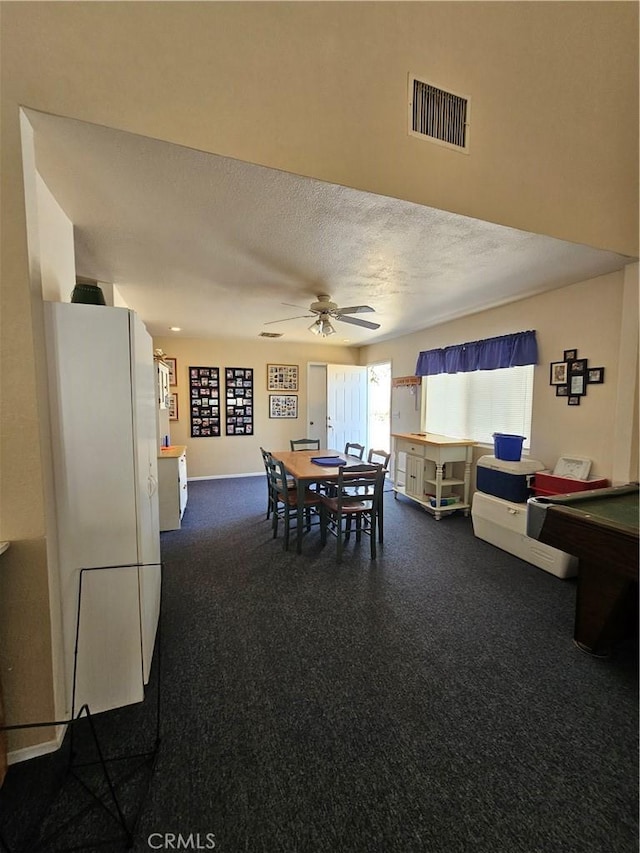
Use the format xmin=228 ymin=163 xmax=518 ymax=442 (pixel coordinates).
xmin=367 ymin=362 xmax=391 ymax=452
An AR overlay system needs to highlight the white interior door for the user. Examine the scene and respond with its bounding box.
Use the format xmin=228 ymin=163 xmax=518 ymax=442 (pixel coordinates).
xmin=327 ymin=364 xmax=368 ymax=453
xmin=307 ymin=363 xmax=327 ymax=446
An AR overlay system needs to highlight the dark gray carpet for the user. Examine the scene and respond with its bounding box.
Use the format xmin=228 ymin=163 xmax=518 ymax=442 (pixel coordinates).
xmin=1 ymin=476 xmax=638 ymax=852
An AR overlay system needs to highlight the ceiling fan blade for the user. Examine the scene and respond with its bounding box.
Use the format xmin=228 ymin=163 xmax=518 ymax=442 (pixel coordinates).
xmin=264 ymin=314 xmax=314 ymax=325
xmin=336 ymin=305 xmax=375 ymax=315
xmin=335 ymin=314 xmax=380 ymax=330
xmin=282 ymin=302 xmax=315 ymax=311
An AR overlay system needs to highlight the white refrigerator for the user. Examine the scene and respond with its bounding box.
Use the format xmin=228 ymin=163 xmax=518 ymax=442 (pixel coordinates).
xmin=45 ymin=302 xmax=161 ymax=716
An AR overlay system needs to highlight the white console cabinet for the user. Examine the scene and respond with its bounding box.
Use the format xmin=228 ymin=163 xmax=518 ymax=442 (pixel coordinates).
xmin=392 ymin=432 xmax=475 ymax=519
xmin=158 ymin=446 xmax=188 ymax=530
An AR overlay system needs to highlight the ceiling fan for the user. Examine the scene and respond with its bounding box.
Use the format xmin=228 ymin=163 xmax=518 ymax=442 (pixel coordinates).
xmin=264 ymin=294 xmax=380 ymax=337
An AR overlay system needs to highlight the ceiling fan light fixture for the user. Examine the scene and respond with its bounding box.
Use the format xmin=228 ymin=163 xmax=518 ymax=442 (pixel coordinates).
xmin=309 ymin=316 xmax=335 ymax=337
xmin=321 ymin=318 xmax=335 ymax=337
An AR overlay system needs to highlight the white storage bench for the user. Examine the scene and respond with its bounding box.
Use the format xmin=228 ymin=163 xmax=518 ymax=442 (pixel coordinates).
xmin=471 ymin=491 xmax=577 ymax=579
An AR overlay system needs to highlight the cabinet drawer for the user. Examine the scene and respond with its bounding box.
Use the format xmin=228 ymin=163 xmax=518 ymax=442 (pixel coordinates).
xmin=395 ymin=440 xmax=425 ymax=457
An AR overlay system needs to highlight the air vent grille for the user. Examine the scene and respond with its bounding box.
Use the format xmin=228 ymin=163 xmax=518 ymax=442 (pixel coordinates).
xmin=409 ymin=76 xmax=470 ymax=152
xmin=259 ymin=331 xmax=283 ymax=338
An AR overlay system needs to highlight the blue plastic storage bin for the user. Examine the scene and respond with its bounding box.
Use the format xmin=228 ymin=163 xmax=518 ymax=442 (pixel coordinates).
xmin=493 ymin=433 xmax=526 ymax=461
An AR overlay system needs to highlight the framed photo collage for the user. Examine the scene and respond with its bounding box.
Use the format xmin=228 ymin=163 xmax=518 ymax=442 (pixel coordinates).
xmin=185 ymin=363 xmax=300 ymax=436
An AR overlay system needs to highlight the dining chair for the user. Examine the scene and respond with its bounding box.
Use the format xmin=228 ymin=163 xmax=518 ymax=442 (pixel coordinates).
xmin=267 ymin=456 xmax=322 ymax=551
xmin=367 ymin=448 xmax=391 ymax=469
xmin=290 ymin=438 xmax=321 ymax=451
xmin=260 ymin=447 xmax=294 ymax=520
xmin=344 ymin=442 xmax=365 ymax=460
xmin=260 ymin=446 xmax=274 ymax=519
xmin=366 ymin=449 xmax=391 ymax=542
xmin=319 ymin=463 xmax=385 ymax=562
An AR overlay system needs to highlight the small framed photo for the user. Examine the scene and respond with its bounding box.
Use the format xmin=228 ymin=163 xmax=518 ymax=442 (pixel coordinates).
xmin=556 ymin=385 xmax=569 ymax=397
xmin=587 ymin=367 xmax=605 ymax=384
xmin=169 ymin=392 xmax=178 ymax=421
xmin=267 ymin=363 xmax=299 ymax=391
xmin=563 ymin=349 xmax=578 ymax=361
xmin=569 ymin=358 xmax=587 ymax=375
xmin=568 ymin=396 xmax=581 ymax=406
xmin=269 ymin=394 xmax=298 ymax=419
xmin=569 ymin=374 xmax=586 ymax=396
xmin=166 ymin=358 xmax=177 ymax=385
xmin=550 ymin=361 xmax=568 ymax=385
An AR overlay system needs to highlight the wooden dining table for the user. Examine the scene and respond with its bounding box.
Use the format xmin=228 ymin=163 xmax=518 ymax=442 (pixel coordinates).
xmin=270 ymin=449 xmax=364 ymax=554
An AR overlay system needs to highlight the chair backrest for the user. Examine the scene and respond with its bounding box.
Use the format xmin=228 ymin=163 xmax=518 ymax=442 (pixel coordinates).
xmin=367 ymin=448 xmax=391 ymax=470
xmin=260 ymin=446 xmax=272 ymax=469
xmin=290 ymin=438 xmax=320 ymax=451
xmin=266 ymin=455 xmax=290 ymax=496
xmin=344 ymin=442 xmax=365 ymax=460
xmin=334 ymin=463 xmax=384 ymax=511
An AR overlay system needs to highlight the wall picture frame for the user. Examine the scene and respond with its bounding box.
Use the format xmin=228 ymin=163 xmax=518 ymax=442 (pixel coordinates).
xmin=569 ymin=358 xmax=588 ymax=375
xmin=189 ymin=366 xmax=221 ymax=437
xmin=165 ymin=357 xmax=177 ymax=386
xmin=267 ymin=363 xmax=299 ymax=391
xmin=269 ymin=394 xmax=298 ymax=419
xmin=549 ymin=361 xmax=568 ymax=385
xmin=569 ymin=373 xmax=586 ymax=396
xmin=169 ymin=392 xmax=178 ymax=421
xmin=587 ymin=367 xmax=605 ymax=384
xmin=563 ymin=348 xmax=578 ymax=361
xmin=225 ymin=367 xmax=254 ymax=435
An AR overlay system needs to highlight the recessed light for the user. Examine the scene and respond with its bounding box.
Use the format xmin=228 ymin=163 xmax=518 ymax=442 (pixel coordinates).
xmin=169 ymin=327 xmax=181 ymax=332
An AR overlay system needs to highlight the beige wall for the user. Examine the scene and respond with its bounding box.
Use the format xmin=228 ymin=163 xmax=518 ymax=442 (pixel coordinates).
xmin=360 ymin=269 xmax=639 ymax=483
xmin=2 ymin=3 xmax=637 ymax=254
xmin=1 ymin=2 xmax=637 ymax=757
xmin=153 ymin=336 xmax=359 ymax=478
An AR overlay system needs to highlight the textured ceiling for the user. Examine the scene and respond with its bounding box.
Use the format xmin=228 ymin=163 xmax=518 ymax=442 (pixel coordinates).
xmin=27 ymin=110 xmax=633 ymax=346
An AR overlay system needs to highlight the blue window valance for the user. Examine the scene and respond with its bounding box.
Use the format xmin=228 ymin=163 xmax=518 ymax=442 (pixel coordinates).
xmin=415 ymin=330 xmax=538 ymax=376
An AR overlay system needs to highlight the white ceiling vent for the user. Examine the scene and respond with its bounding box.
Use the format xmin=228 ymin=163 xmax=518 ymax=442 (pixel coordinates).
xmin=408 ymin=75 xmax=470 ymax=153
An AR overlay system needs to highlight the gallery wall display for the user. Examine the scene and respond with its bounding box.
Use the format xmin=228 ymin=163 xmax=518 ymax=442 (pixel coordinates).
xmin=269 ymin=394 xmax=298 ymax=419
xmin=189 ymin=366 xmax=220 ymax=437
xmin=267 ymin=363 xmax=299 ymax=391
xmin=549 ymin=349 xmax=605 ymax=407
xmin=225 ymin=367 xmax=254 ymax=435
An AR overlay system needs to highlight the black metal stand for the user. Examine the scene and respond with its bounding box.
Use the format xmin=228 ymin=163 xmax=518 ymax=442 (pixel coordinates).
xmin=0 ymin=561 xmax=163 ymax=853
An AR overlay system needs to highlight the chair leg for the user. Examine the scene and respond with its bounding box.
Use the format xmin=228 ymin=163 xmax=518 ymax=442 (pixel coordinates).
xmin=336 ymin=513 xmax=344 ymax=563
xmin=370 ymin=513 xmax=377 ymax=559
xmin=283 ymin=507 xmax=290 ymax=551
xmin=378 ymin=495 xmax=384 ymax=543
xmin=344 ymin=515 xmax=352 ymax=542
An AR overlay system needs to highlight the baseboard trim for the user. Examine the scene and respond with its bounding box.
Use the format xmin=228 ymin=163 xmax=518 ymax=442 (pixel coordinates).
xmin=188 ymin=472 xmax=262 ymax=481
xmin=7 ymin=724 xmax=66 ymax=765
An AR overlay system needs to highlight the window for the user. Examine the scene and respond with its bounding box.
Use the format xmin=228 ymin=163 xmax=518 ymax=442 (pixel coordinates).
xmin=424 ymin=364 xmax=534 ymax=448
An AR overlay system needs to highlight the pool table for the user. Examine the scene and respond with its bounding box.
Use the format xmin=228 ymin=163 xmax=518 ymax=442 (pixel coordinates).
xmin=527 ymin=484 xmax=639 ymax=656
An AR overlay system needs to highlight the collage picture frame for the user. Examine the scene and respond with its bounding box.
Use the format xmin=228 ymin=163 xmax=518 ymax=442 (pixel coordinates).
xmin=269 ymin=394 xmax=298 ymax=419
xmin=189 ymin=366 xmax=221 ymax=437
xmin=549 ymin=349 xmax=605 ymax=407
xmin=225 ymin=367 xmax=254 ymax=435
xmin=267 ymin=363 xmax=299 ymax=391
